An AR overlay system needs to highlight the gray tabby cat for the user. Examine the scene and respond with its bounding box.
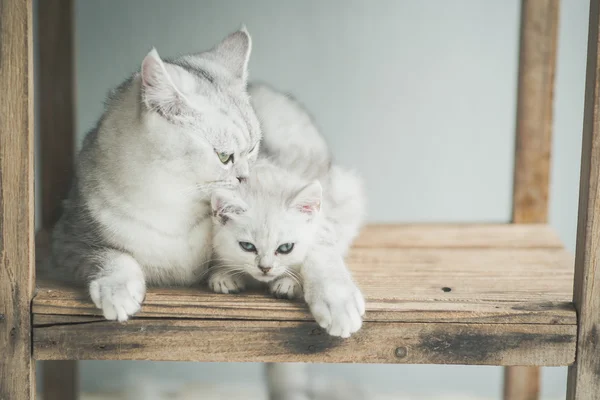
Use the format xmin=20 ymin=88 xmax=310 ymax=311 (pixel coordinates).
xmin=210 ymin=84 xmax=366 ymax=338
xmin=47 ymin=29 xmax=261 ymax=322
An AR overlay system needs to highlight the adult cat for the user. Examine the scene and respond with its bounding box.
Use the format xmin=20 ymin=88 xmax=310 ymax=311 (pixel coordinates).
xmin=47 ymin=29 xmax=261 ymax=322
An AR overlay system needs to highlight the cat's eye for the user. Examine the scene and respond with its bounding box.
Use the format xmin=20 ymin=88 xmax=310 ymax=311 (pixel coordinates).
xmin=276 ymin=243 xmax=294 ymax=254
xmin=217 ymin=151 xmax=234 ymax=164
xmin=239 ymin=241 xmax=257 ymax=252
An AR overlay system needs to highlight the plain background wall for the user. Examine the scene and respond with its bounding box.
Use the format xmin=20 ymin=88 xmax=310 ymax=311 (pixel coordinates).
xmin=34 ymin=0 xmax=590 ymax=398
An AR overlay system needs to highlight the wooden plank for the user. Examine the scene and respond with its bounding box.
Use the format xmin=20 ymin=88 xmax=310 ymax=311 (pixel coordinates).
xmin=32 ymin=318 xmax=576 ymax=366
xmin=33 ymin=244 xmax=576 ymax=325
xmin=511 ymin=0 xmax=559 ymax=224
xmin=39 ymin=0 xmax=74 ymax=228
xmin=32 ymin=286 xmax=576 ymax=325
xmin=353 ymin=224 xmax=563 ymax=248
xmin=0 ymin=0 xmax=35 ymax=399
xmin=566 ymin=0 xmax=600 ymax=398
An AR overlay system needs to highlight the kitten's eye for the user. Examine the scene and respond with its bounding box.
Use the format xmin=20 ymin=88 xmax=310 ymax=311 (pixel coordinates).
xmin=239 ymin=241 xmax=257 ymax=253
xmin=217 ymin=151 xmax=234 ymax=164
xmin=276 ymin=243 xmax=294 ymax=254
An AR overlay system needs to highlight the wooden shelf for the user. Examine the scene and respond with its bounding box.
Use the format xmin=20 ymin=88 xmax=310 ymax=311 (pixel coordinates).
xmin=33 ymin=224 xmax=577 ymax=366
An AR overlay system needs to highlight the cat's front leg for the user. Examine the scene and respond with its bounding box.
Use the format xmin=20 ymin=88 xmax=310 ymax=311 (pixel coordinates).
xmin=269 ymin=276 xmax=303 ymax=299
xmin=88 ymin=250 xmax=146 ymax=322
xmin=302 ymin=248 xmax=365 ymax=338
xmin=208 ymin=267 xmax=249 ymax=294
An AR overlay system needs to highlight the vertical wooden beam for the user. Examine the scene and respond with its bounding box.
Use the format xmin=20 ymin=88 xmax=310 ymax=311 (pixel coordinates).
xmin=38 ymin=0 xmax=79 ymax=399
xmin=0 ymin=0 xmax=35 ymax=399
xmin=505 ymin=1 xmax=559 ymax=399
xmin=39 ymin=0 xmax=75 ymax=228
xmin=566 ymin=0 xmax=600 ymax=398
xmin=511 ymin=0 xmax=560 ymax=224
xmin=43 ymin=361 xmax=79 ymax=400
xmin=504 ymin=369 xmax=540 ymax=400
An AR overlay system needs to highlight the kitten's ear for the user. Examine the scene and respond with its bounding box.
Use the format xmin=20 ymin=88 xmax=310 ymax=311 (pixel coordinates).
xmin=210 ymin=28 xmax=252 ymax=83
xmin=289 ymin=181 xmax=322 ymax=218
xmin=211 ymin=190 xmax=248 ymax=225
xmin=141 ymin=48 xmax=189 ymax=116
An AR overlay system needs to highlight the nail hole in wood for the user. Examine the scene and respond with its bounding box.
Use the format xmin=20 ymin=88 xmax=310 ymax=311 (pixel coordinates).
xmin=395 ymin=346 xmax=408 ymax=358
xmin=442 ymin=287 xmax=452 ymax=292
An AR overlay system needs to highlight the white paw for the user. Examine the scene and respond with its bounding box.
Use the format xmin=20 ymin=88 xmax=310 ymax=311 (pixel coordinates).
xmin=269 ymin=276 xmax=303 ymax=299
xmin=305 ymin=280 xmax=365 ymax=338
xmin=89 ymin=274 xmax=146 ymax=322
xmin=208 ymin=271 xmax=247 ymax=294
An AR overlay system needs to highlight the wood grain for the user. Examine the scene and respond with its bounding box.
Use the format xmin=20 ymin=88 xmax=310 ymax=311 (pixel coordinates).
xmin=39 ymin=0 xmax=74 ymax=228
xmin=32 ymin=318 xmax=576 ymax=366
xmin=507 ymin=1 xmax=560 ymax=397
xmin=0 ymin=0 xmax=35 ymax=399
xmin=512 ymin=0 xmax=559 ymax=224
xmin=353 ymin=224 xmax=564 ymax=248
xmin=566 ymin=0 xmax=600 ymax=398
xmin=34 ymin=224 xmax=576 ymax=325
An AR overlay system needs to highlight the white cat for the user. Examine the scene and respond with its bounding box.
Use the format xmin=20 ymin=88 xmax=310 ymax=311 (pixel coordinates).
xmin=209 ymin=84 xmax=366 ymax=338
xmin=49 ymin=29 xmax=261 ymax=322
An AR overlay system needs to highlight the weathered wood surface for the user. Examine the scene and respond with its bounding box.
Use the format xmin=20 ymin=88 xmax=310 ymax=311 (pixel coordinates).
xmin=353 ymin=224 xmax=563 ymax=248
xmin=512 ymin=0 xmax=559 ymax=224
xmin=32 ymin=317 xmax=576 ymax=366
xmin=34 ymin=224 xmax=576 ymax=325
xmin=0 ymin=0 xmax=35 ymax=399
xmin=566 ymin=0 xmax=600 ymax=398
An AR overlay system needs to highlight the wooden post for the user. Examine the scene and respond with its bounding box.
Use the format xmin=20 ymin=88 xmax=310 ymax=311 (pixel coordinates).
xmin=0 ymin=0 xmax=36 ymax=399
xmin=505 ymin=0 xmax=559 ymax=399
xmin=38 ymin=0 xmax=79 ymax=399
xmin=39 ymin=0 xmax=75 ymax=228
xmin=566 ymin=0 xmax=600 ymax=398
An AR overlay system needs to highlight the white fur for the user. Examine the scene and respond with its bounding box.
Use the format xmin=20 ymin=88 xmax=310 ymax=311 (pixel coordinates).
xmin=209 ymin=84 xmax=366 ymax=338
xmin=89 ymin=251 xmax=146 ymax=322
xmin=70 ymin=29 xmax=261 ymax=321
xmin=210 ymin=159 xmax=365 ymax=338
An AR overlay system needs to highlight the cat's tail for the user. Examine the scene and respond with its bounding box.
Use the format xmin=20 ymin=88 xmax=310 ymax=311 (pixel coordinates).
xmin=322 ymin=164 xmax=367 ymax=255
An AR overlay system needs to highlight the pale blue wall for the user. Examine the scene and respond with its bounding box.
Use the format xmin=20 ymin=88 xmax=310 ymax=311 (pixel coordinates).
xmin=35 ymin=0 xmax=590 ymax=398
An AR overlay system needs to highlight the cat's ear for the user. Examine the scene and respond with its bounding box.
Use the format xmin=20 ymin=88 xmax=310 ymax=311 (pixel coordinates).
xmin=211 ymin=190 xmax=248 ymax=225
xmin=289 ymin=181 xmax=322 ymax=218
xmin=210 ymin=28 xmax=252 ymax=83
xmin=141 ymin=48 xmax=189 ymax=116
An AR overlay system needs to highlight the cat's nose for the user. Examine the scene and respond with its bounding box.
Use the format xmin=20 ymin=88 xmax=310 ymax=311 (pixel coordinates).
xmin=258 ymin=265 xmax=272 ymax=274
xmin=237 ymin=176 xmax=246 ymax=183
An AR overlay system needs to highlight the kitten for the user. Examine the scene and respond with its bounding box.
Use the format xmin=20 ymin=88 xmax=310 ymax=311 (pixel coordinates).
xmin=46 ymin=29 xmax=261 ymax=322
xmin=209 ymin=84 xmax=366 ymax=338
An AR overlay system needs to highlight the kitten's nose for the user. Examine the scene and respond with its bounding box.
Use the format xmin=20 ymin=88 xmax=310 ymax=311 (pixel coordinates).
xmin=258 ymin=265 xmax=272 ymax=274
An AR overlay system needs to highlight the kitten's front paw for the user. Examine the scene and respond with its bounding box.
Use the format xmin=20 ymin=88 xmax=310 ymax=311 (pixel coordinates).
xmin=269 ymin=276 xmax=303 ymax=299
xmin=305 ymin=280 xmax=365 ymax=338
xmin=89 ymin=275 xmax=146 ymax=322
xmin=208 ymin=271 xmax=247 ymax=294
